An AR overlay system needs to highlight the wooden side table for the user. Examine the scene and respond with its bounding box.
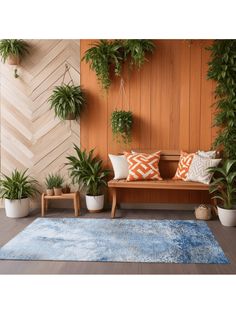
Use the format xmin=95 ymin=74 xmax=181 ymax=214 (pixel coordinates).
xmin=41 ymin=192 xmax=80 ymax=217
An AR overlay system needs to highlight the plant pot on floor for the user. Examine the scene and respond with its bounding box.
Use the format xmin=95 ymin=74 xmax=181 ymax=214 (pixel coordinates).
xmin=46 ymin=189 xmax=54 ymax=196
xmin=54 ymin=188 xmax=62 ymax=196
xmin=217 ymin=206 xmax=236 ymax=227
xmin=5 ymin=198 xmax=30 ymax=218
xmin=85 ymin=195 xmax=104 ymax=212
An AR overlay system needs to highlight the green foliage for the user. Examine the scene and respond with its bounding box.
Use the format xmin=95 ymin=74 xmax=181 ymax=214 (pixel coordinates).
xmin=48 ymin=173 xmax=64 ymax=188
xmin=66 ymin=145 xmax=110 ymax=196
xmin=207 ymin=40 xmax=236 ymax=159
xmin=48 ymin=84 xmax=86 ymax=120
xmin=82 ymin=39 xmax=155 ymax=90
xmin=45 ymin=173 xmax=56 ymax=189
xmin=0 ymin=169 xmax=39 ymax=200
xmin=111 ymin=110 xmax=133 ymax=144
xmin=209 ymin=160 xmax=236 ymax=209
xmin=123 ymin=40 xmax=156 ymax=68
xmin=0 ymin=39 xmax=29 ymax=63
xmin=82 ymin=40 xmax=123 ymax=90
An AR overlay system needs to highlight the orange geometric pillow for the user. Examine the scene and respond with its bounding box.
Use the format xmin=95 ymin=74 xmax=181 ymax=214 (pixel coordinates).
xmin=173 ymin=151 xmax=195 ymax=181
xmin=124 ymin=151 xmax=162 ymax=181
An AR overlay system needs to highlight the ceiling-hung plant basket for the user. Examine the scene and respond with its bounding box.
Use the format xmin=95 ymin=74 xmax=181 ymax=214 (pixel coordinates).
xmin=111 ymin=78 xmax=133 ymax=145
xmin=0 ymin=39 xmax=29 ymax=78
xmin=48 ymin=64 xmax=86 ymax=121
xmin=82 ymin=39 xmax=156 ymax=91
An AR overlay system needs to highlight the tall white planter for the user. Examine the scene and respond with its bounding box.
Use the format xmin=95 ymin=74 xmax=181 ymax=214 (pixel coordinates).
xmin=85 ymin=195 xmax=104 ymax=212
xmin=5 ymin=198 xmax=30 ymax=218
xmin=217 ymin=206 xmax=236 ymax=227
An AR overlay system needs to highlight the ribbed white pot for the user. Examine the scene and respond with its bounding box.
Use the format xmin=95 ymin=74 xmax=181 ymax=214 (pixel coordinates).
xmin=5 ymin=198 xmax=30 ymax=218
xmin=217 ymin=206 xmax=236 ymax=227
xmin=85 ymin=195 xmax=104 ymax=212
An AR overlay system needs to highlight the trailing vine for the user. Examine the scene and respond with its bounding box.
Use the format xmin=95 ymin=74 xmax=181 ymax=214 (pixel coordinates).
xmin=111 ymin=110 xmax=133 ymax=145
xmin=207 ymin=40 xmax=236 ymax=159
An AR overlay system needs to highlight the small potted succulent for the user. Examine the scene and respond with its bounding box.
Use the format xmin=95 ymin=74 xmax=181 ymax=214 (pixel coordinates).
xmin=0 ymin=169 xmax=39 ymax=218
xmin=48 ymin=84 xmax=86 ymax=120
xmin=67 ymin=145 xmax=110 ymax=212
xmin=0 ymin=39 xmax=29 ymax=65
xmin=52 ymin=173 xmax=64 ymax=196
xmin=62 ymin=184 xmax=71 ymax=194
xmin=45 ymin=174 xmax=55 ymax=196
xmin=209 ymin=159 xmax=236 ymax=226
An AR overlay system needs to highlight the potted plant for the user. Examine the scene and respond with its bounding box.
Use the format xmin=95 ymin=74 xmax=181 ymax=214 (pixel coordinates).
xmin=62 ymin=184 xmax=71 ymax=194
xmin=45 ymin=174 xmax=55 ymax=196
xmin=111 ymin=110 xmax=133 ymax=144
xmin=82 ymin=40 xmax=124 ymax=90
xmin=0 ymin=169 xmax=39 ymax=218
xmin=52 ymin=173 xmax=64 ymax=196
xmin=48 ymin=84 xmax=86 ymax=120
xmin=67 ymin=145 xmax=110 ymax=212
xmin=209 ymin=160 xmax=236 ymax=226
xmin=0 ymin=39 xmax=29 ymax=65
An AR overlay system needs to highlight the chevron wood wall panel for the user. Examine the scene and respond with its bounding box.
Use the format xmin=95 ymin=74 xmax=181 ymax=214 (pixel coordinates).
xmin=0 ymin=40 xmax=81 ymax=196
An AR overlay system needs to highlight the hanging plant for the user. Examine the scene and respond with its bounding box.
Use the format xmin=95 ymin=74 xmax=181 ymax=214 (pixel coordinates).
xmin=111 ymin=110 xmax=133 ymax=144
xmin=0 ymin=39 xmax=29 ymax=78
xmin=123 ymin=39 xmax=156 ymax=69
xmin=48 ymin=84 xmax=86 ymax=120
xmin=82 ymin=40 xmax=123 ymax=90
xmin=207 ymin=40 xmax=236 ymax=159
xmin=82 ymin=39 xmax=156 ymax=90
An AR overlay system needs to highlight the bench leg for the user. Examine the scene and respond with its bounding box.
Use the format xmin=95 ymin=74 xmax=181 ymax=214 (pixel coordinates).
xmin=73 ymin=193 xmax=79 ymax=217
xmin=111 ymin=188 xmax=117 ymax=219
xmin=41 ymin=193 xmax=45 ymax=217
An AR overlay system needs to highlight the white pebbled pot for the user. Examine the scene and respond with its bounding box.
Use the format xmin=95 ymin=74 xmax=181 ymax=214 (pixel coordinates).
xmin=5 ymin=198 xmax=30 ymax=218
xmin=217 ymin=206 xmax=236 ymax=227
xmin=85 ymin=195 xmax=104 ymax=212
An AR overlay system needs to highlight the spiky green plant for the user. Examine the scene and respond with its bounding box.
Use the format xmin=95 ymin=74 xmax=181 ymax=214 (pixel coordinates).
xmin=207 ymin=40 xmax=236 ymax=159
xmin=209 ymin=160 xmax=236 ymax=209
xmin=111 ymin=110 xmax=133 ymax=144
xmin=51 ymin=173 xmax=64 ymax=188
xmin=123 ymin=39 xmax=155 ymax=68
xmin=44 ymin=174 xmax=56 ymax=189
xmin=66 ymin=145 xmax=110 ymax=196
xmin=0 ymin=39 xmax=29 ymax=63
xmin=0 ymin=169 xmax=39 ymax=200
xmin=49 ymin=84 xmax=86 ymax=120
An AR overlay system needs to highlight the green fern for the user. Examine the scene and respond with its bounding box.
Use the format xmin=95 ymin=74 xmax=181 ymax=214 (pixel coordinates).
xmin=0 ymin=39 xmax=29 ymax=63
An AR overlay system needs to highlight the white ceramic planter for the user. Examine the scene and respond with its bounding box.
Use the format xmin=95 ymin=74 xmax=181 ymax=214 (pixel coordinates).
xmin=217 ymin=206 xmax=236 ymax=227
xmin=85 ymin=195 xmax=104 ymax=212
xmin=5 ymin=198 xmax=30 ymax=218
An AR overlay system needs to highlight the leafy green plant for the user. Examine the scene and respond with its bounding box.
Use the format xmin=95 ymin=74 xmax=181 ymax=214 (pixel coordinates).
xmin=51 ymin=173 xmax=64 ymax=188
xmin=111 ymin=110 xmax=133 ymax=144
xmin=208 ymin=160 xmax=236 ymax=209
xmin=82 ymin=40 xmax=123 ymax=90
xmin=45 ymin=174 xmax=56 ymax=189
xmin=123 ymin=39 xmax=155 ymax=68
xmin=207 ymin=40 xmax=236 ymax=159
xmin=82 ymin=39 xmax=156 ymax=90
xmin=66 ymin=145 xmax=110 ymax=196
xmin=0 ymin=39 xmax=29 ymax=63
xmin=0 ymin=169 xmax=39 ymax=200
xmin=48 ymin=84 xmax=86 ymax=120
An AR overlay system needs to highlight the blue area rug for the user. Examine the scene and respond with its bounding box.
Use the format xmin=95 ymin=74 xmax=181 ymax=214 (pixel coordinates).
xmin=0 ymin=218 xmax=229 ymax=263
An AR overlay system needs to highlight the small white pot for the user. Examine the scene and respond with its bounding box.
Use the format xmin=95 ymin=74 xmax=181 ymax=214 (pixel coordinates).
xmin=217 ymin=206 xmax=236 ymax=227
xmin=85 ymin=194 xmax=104 ymax=212
xmin=5 ymin=198 xmax=30 ymax=218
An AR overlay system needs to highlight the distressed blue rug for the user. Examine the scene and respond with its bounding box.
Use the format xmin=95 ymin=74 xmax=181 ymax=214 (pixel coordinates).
xmin=0 ymin=218 xmax=229 ymax=263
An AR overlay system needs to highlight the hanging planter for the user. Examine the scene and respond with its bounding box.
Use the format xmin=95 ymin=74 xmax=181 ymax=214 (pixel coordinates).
xmin=111 ymin=109 xmax=133 ymax=145
xmin=82 ymin=39 xmax=156 ymax=91
xmin=0 ymin=39 xmax=29 ymax=78
xmin=48 ymin=64 xmax=86 ymax=121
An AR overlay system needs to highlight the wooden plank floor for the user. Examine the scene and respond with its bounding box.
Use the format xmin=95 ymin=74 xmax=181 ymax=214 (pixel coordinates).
xmin=0 ymin=207 xmax=236 ymax=274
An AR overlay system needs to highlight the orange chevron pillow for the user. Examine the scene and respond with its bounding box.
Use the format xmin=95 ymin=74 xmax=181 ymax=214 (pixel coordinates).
xmin=124 ymin=151 xmax=162 ymax=181
xmin=173 ymin=151 xmax=195 ymax=181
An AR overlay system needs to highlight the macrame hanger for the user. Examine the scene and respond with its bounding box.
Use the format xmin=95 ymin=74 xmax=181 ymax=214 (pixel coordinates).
xmin=116 ymin=77 xmax=128 ymax=109
xmin=62 ymin=63 xmax=74 ymax=85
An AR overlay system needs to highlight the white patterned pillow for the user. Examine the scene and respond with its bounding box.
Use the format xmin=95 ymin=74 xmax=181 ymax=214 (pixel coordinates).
xmin=196 ymin=150 xmax=216 ymax=159
xmin=186 ymin=155 xmax=221 ymax=184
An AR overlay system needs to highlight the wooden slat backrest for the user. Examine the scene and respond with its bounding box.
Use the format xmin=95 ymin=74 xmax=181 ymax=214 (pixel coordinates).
xmin=131 ymin=149 xmax=180 ymax=161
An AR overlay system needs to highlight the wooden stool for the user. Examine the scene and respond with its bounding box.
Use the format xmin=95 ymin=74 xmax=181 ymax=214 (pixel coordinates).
xmin=41 ymin=192 xmax=80 ymax=217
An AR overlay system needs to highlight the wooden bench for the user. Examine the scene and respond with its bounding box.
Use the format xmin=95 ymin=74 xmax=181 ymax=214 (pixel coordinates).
xmin=108 ymin=150 xmax=215 ymax=218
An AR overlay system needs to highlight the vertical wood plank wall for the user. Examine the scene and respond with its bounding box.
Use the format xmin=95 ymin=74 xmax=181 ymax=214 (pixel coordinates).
xmin=80 ymin=40 xmax=216 ymax=204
